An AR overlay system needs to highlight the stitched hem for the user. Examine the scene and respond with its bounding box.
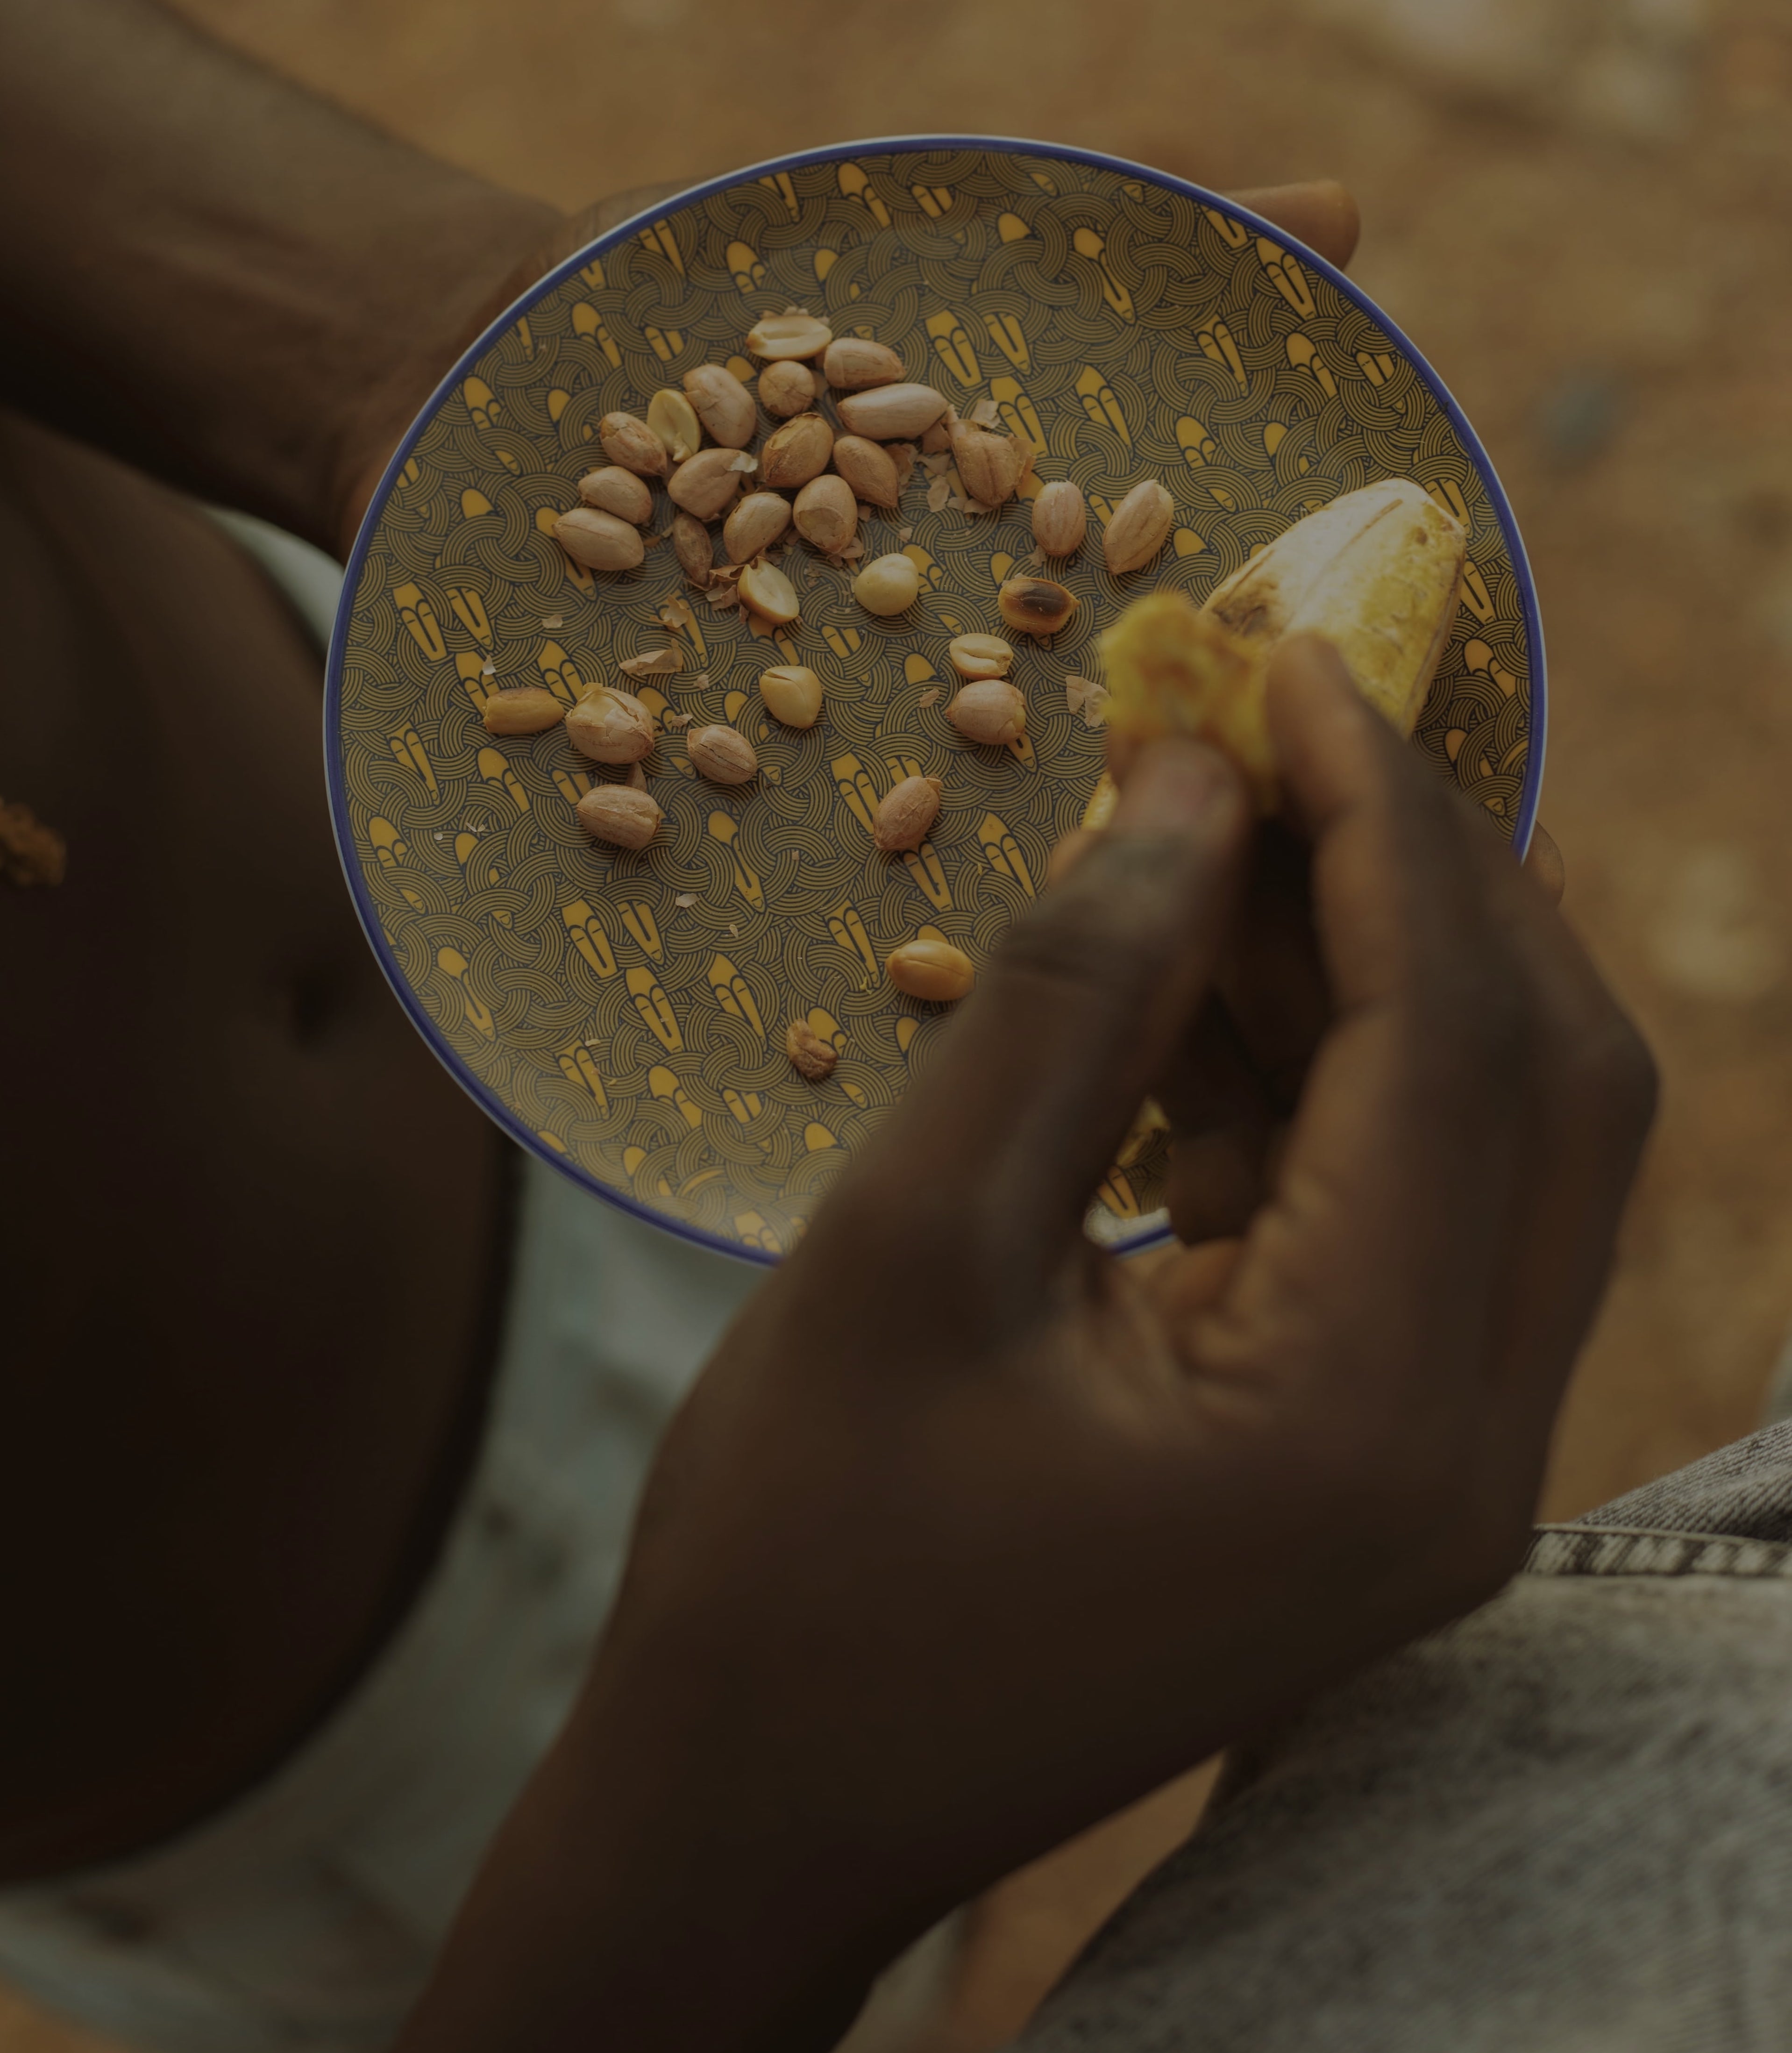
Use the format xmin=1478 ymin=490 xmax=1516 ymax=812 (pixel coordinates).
xmin=1526 ymin=1524 xmax=1792 ymax=1581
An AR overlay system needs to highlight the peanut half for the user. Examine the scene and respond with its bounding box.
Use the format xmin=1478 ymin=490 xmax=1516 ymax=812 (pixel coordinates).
xmin=758 ymin=664 xmax=823 ymax=728
xmin=837 ymin=384 xmax=951 ymax=441
xmin=578 ymin=466 xmax=654 ymax=524
xmin=723 ymin=491 xmax=793 ymax=564
xmin=553 ymin=506 xmax=645 ymax=573
xmin=687 ymin=723 xmax=758 ymax=784
xmin=647 ymin=388 xmax=703 ymax=464
xmin=747 ymin=312 xmax=832 ymax=360
xmin=482 ymin=686 xmax=564 ymax=736
xmin=761 ymin=412 xmax=834 ymax=490
xmin=576 ymin=784 xmax=662 ymax=849
xmin=738 ymin=559 xmax=800 ymax=626
xmin=947 ymin=633 xmax=1014 ymax=680
xmin=598 ymin=412 xmax=667 ymax=478
xmin=824 ymin=337 xmax=904 ymax=390
xmin=832 ymin=435 xmax=902 ymax=509
xmin=887 ymin=937 xmax=974 ymax=1002
xmin=668 ymin=447 xmax=749 ymax=520
xmin=946 ymin=681 xmax=1027 ymax=746
xmin=1102 ymin=479 xmax=1176 ymax=576
xmin=871 ymin=775 xmax=943 ymax=852
xmin=683 ymin=364 xmax=756 ymax=449
xmin=565 ymin=687 xmax=655 ymax=763
xmin=793 ymin=474 xmax=857 ymax=554
xmin=758 ymin=359 xmax=817 ymax=418
xmin=1031 ymin=479 xmax=1088 ymax=557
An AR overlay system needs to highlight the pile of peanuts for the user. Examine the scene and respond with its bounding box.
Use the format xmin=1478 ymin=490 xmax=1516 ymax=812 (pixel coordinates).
xmin=476 ymin=308 xmax=1178 ymax=1074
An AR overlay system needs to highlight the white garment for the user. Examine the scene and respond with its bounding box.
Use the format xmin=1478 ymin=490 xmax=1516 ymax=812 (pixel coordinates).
xmin=0 ymin=519 xmax=765 ymax=2051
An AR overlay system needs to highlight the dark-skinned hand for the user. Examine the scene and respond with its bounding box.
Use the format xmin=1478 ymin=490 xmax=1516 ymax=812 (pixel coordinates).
xmin=398 ymin=640 xmax=1655 ymax=2053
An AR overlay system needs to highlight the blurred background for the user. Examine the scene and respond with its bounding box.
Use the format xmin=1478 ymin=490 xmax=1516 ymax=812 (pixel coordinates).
xmin=8 ymin=0 xmax=1791 ymax=2045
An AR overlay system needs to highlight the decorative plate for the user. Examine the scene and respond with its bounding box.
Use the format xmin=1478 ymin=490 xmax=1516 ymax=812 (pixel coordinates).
xmin=327 ymin=137 xmax=1543 ymax=1265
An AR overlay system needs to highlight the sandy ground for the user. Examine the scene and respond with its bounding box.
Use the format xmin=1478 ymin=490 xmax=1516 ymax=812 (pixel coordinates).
xmin=10 ymin=0 xmax=1792 ymax=2046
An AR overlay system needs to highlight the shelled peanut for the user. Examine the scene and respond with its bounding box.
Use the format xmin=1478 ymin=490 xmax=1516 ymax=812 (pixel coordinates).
xmin=516 ymin=302 xmax=1202 ymax=1064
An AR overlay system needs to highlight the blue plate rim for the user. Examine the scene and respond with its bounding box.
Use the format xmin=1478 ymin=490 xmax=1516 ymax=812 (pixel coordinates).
xmin=324 ymin=131 xmax=1548 ymax=1269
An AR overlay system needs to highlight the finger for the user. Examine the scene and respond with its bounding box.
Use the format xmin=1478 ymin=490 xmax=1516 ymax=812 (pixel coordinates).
xmin=1523 ymin=822 xmax=1565 ymax=906
xmin=1215 ymin=825 xmax=1330 ymax=1111
xmin=1449 ymin=814 xmax=1653 ymax=1433
xmin=1171 ymin=638 xmax=1529 ymax=1403
xmin=1229 ymin=180 xmax=1361 ymax=271
xmin=853 ymin=741 xmax=1252 ymax=1275
xmin=1166 ymin=1127 xmax=1270 ymax=1246
xmin=1047 ymin=828 xmax=1102 ymax=888
xmin=1155 ymin=1000 xmax=1276 ymax=1243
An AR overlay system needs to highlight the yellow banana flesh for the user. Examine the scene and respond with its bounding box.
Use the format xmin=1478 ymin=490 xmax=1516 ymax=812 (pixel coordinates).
xmin=1098 ymin=478 xmax=1467 ymax=813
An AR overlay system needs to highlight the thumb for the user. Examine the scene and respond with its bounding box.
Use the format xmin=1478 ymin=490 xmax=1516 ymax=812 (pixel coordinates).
xmin=869 ymin=740 xmax=1252 ymax=1263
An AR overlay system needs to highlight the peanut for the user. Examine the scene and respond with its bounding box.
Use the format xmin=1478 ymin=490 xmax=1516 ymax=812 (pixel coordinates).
xmin=853 ymin=552 xmax=921 ymax=616
xmin=761 ymin=412 xmax=834 ymax=490
xmin=723 ymin=491 xmax=793 ymax=564
xmin=553 ymin=506 xmax=645 ymax=573
xmin=947 ymin=633 xmax=1014 ymax=681
xmin=1031 ymin=480 xmax=1088 ymax=557
xmin=565 ymin=687 xmax=655 ymax=763
xmin=578 ymin=466 xmax=654 ymax=524
xmin=759 ymin=664 xmax=823 ymax=728
xmin=832 ymin=435 xmax=902 ymax=509
xmin=837 ymin=384 xmax=950 ymax=441
xmin=687 ymin=722 xmax=757 ymax=784
xmin=747 ymin=311 xmax=832 ymax=359
xmin=872 ymin=775 xmax=943 ymax=852
xmin=683 ymin=364 xmax=756 ymax=449
xmin=738 ymin=559 xmax=800 ymax=626
xmin=949 ymin=419 xmax=1025 ymax=507
xmin=482 ymin=686 xmax=565 ymax=736
xmin=887 ymin=937 xmax=974 ymax=1002
xmin=998 ymin=576 xmax=1077 ymax=636
xmin=823 ymin=337 xmax=904 ymax=390
xmin=786 ymin=1019 xmax=839 ymax=1082
xmin=758 ymin=359 xmax=818 ymax=418
xmin=1102 ymin=479 xmax=1176 ymax=575
xmin=946 ymin=681 xmax=1027 ymax=746
xmin=646 ymin=388 xmax=703 ymax=463
xmin=792 ymin=474 xmax=857 ymax=554
xmin=575 ymin=784 xmax=662 ymax=849
xmin=668 ymin=447 xmax=748 ymax=520
xmin=671 ymin=509 xmax=714 ymax=586
xmin=598 ymin=411 xmax=667 ymax=477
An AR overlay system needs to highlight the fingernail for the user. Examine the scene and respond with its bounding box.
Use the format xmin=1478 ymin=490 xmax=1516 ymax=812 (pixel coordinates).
xmin=1114 ymin=739 xmax=1239 ymax=832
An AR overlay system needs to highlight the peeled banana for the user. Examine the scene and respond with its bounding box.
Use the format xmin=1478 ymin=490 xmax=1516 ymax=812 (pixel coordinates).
xmin=1099 ymin=478 xmax=1467 ymax=813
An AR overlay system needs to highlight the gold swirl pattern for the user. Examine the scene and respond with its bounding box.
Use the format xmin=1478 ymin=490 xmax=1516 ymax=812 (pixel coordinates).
xmin=330 ymin=143 xmax=1541 ymax=1261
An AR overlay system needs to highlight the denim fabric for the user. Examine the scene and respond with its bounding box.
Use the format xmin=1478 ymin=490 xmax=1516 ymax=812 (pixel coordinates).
xmin=1027 ymin=1423 xmax=1792 ymax=2052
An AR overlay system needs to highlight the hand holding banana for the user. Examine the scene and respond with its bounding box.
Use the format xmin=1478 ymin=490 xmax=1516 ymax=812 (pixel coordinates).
xmin=398 ymin=634 xmax=1653 ymax=2053
xmin=392 ymin=181 xmax=1625 ymax=2053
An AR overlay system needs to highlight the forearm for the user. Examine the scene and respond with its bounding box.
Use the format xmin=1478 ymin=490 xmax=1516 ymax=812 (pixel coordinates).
xmin=398 ymin=1676 xmax=890 ymax=2053
xmin=0 ymin=0 xmax=555 ymax=553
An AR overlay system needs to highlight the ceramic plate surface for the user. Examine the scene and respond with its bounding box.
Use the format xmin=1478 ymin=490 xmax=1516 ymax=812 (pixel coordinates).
xmin=327 ymin=137 xmax=1543 ymax=1264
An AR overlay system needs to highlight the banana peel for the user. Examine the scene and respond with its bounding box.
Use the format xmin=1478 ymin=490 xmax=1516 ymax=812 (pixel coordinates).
xmin=1096 ymin=478 xmax=1467 ymax=816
